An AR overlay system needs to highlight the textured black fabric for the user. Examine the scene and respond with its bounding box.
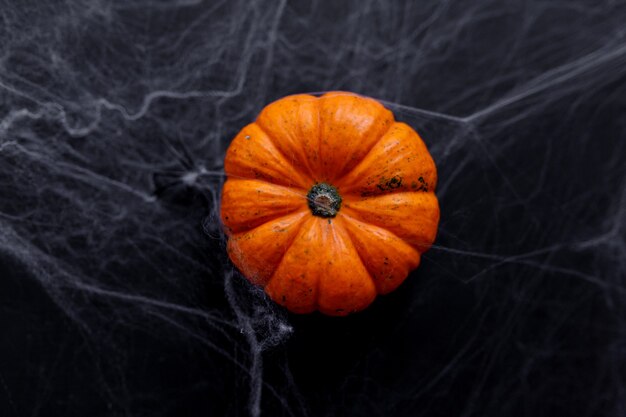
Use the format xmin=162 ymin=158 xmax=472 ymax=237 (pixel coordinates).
xmin=0 ymin=1 xmax=625 ymax=416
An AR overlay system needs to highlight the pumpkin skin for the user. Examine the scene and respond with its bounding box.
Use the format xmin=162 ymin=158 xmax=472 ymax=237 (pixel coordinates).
xmin=220 ymin=91 xmax=439 ymax=316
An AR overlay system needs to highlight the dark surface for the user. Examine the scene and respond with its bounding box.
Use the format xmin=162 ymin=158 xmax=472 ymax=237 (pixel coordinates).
xmin=1 ymin=1 xmax=625 ymax=416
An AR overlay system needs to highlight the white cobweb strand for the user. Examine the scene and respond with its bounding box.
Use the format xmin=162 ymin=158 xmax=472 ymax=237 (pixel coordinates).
xmin=225 ymin=270 xmax=293 ymax=417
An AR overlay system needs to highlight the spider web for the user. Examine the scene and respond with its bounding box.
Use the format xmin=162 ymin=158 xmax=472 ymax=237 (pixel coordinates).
xmin=0 ymin=1 xmax=625 ymax=416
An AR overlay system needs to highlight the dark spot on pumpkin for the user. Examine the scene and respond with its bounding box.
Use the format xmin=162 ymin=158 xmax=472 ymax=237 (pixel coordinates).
xmin=417 ymin=176 xmax=428 ymax=191
xmin=245 ymin=135 xmax=251 ymax=140
xmin=376 ymin=175 xmax=403 ymax=192
xmin=282 ymin=295 xmax=286 ymax=302
xmin=389 ymin=176 xmax=402 ymax=188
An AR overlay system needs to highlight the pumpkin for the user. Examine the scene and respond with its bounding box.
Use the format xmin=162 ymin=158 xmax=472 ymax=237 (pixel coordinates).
xmin=220 ymin=91 xmax=439 ymax=316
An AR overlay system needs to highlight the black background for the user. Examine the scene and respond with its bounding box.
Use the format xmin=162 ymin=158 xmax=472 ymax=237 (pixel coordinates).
xmin=1 ymin=1 xmax=625 ymax=416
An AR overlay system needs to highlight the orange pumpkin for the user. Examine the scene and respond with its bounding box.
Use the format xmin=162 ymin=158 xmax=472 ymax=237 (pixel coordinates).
xmin=220 ymin=91 xmax=439 ymax=316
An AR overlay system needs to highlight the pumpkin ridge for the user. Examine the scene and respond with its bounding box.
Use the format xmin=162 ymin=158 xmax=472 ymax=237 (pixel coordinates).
xmin=264 ymin=215 xmax=316 ymax=292
xmin=316 ymin=96 xmax=323 ymax=180
xmin=221 ymin=179 xmax=310 ymax=234
xmin=227 ymin=210 xmax=309 ymax=285
xmin=340 ymin=194 xmax=438 ymax=253
xmin=226 ymin=204 xmax=308 ymax=236
xmin=333 ymin=118 xmax=398 ymax=187
xmin=224 ymin=123 xmax=312 ymax=189
xmin=306 ymin=94 xmax=322 ymax=180
xmin=334 ymin=121 xmax=437 ymax=196
xmin=253 ymin=121 xmax=316 ymax=183
xmin=340 ymin=182 xmax=431 ymax=200
xmin=338 ymin=213 xmax=421 ymax=295
xmin=316 ymin=217 xmax=377 ymax=314
xmin=334 ymin=216 xmax=379 ymax=294
xmin=259 ymin=210 xmax=309 ymax=284
xmin=315 ymin=92 xmax=395 ymax=181
xmin=223 ymin=171 xmax=309 ymax=192
xmin=339 ymin=210 xmax=406 ymax=243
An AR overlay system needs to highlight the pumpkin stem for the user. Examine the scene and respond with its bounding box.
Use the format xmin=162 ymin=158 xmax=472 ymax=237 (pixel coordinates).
xmin=307 ymin=183 xmax=342 ymax=218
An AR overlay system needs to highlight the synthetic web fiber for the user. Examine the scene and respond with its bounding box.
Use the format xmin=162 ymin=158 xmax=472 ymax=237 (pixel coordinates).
xmin=0 ymin=1 xmax=625 ymax=416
